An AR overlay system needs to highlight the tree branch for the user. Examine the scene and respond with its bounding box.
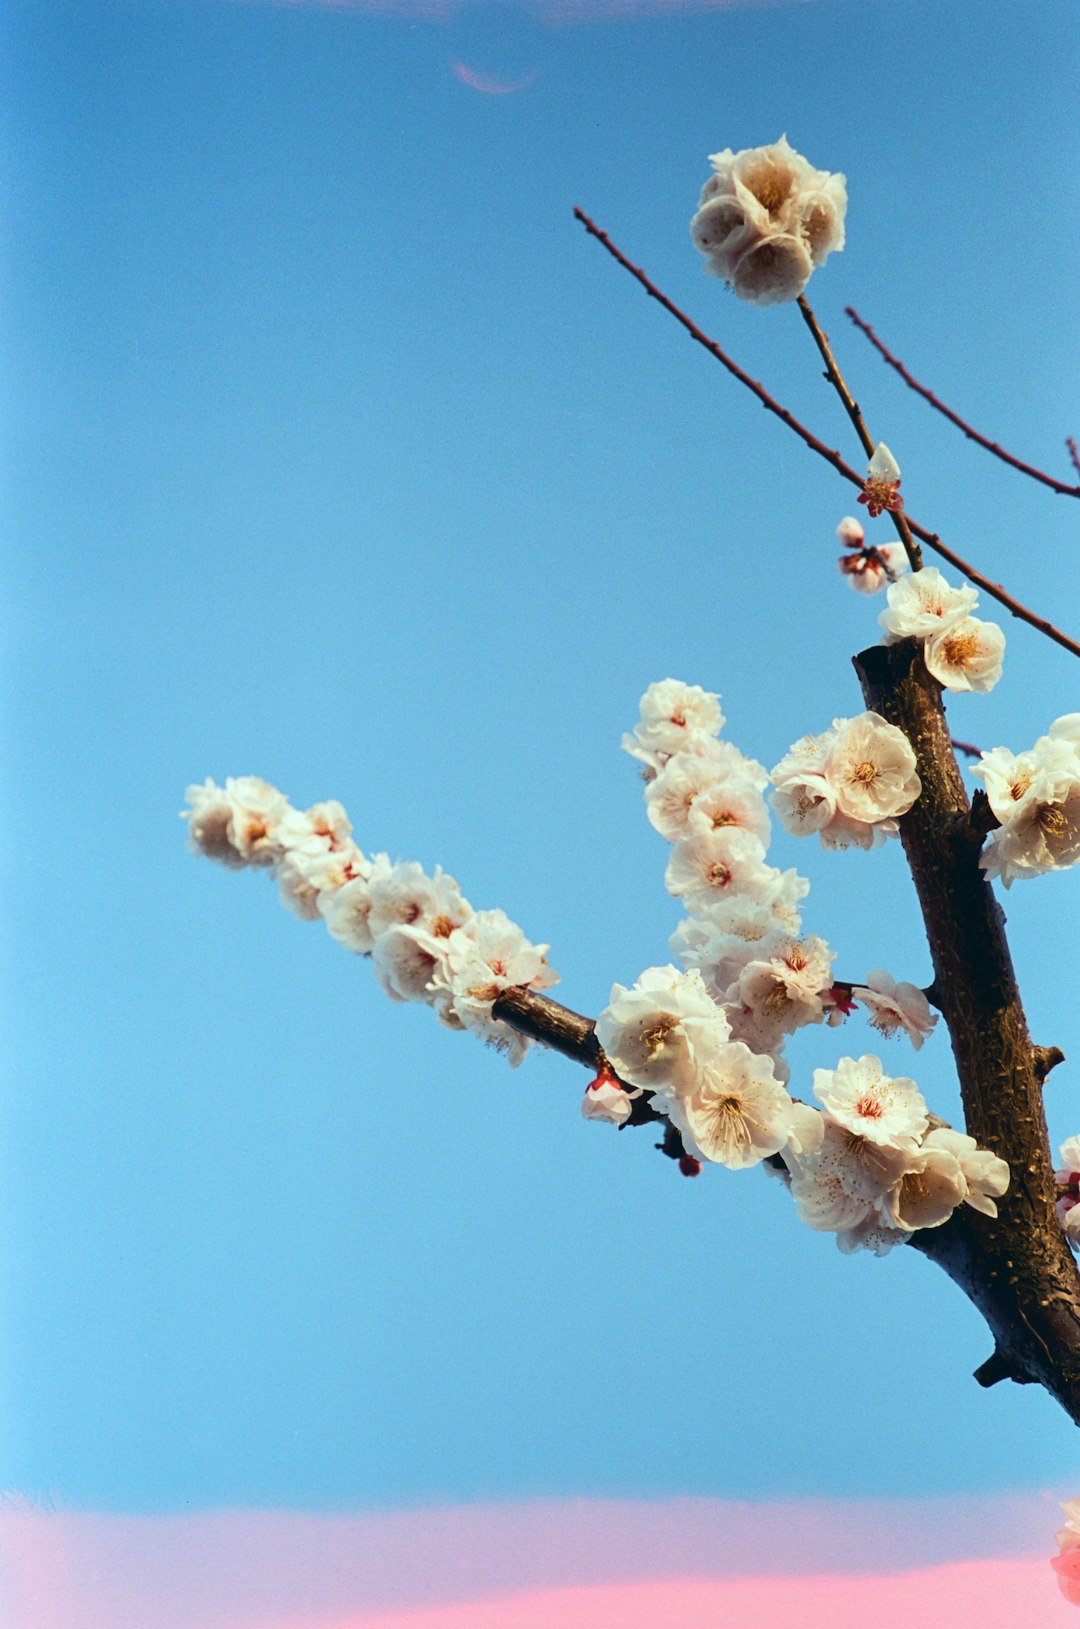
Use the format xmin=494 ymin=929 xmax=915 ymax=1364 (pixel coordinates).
xmin=796 ymin=295 xmax=922 ymax=571
xmin=1068 ymin=437 xmax=1080 ymax=481
xmin=572 ymin=208 xmax=1080 ymax=661
xmin=854 ymin=636 xmax=1080 ymax=1422
xmin=845 ymin=306 xmax=1080 ymax=499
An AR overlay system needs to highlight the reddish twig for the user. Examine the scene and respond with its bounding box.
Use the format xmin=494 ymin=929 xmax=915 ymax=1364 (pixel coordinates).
xmin=1068 ymin=437 xmax=1080 ymax=481
xmin=573 ymin=207 xmax=1080 ymax=661
xmin=950 ymin=738 xmax=983 ymax=760
xmin=845 ymin=307 xmax=1080 ymax=500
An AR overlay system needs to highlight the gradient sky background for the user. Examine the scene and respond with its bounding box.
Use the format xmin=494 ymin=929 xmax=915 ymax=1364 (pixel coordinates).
xmin=3 ymin=0 xmax=1080 ymax=1619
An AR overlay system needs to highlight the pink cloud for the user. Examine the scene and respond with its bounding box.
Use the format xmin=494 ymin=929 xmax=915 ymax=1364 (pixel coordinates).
xmin=0 ymin=1494 xmax=1066 ymax=1629
xmin=450 ymin=61 xmax=538 ymax=94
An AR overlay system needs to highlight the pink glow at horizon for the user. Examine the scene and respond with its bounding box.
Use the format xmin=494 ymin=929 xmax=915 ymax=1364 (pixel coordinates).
xmin=0 ymin=1494 xmax=1070 ymax=1629
xmin=257 ymin=1565 xmax=1066 ymax=1629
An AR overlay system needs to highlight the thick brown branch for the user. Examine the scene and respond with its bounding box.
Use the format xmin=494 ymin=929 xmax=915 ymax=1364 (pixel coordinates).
xmin=573 ymin=208 xmax=1080 ymax=660
xmin=797 ymin=296 xmax=921 ymax=571
xmin=845 ymin=307 xmax=1080 ymax=499
xmin=855 ymin=637 xmax=1080 ymax=1421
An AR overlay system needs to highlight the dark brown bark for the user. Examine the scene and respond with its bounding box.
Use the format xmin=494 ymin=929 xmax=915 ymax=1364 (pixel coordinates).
xmin=855 ymin=637 xmax=1080 ymax=1420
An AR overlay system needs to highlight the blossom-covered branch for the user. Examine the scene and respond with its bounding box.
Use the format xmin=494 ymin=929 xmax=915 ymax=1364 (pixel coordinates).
xmin=854 ymin=636 xmax=1080 ymax=1418
xmin=573 ymin=208 xmax=1080 ymax=660
xmin=845 ymin=306 xmax=1080 ymax=499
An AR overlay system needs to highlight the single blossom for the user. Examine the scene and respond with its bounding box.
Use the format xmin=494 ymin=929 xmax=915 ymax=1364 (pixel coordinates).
xmin=813 ymin=1054 xmax=928 ymax=1152
xmin=878 ymin=566 xmax=978 ymax=643
xmin=785 ymin=1117 xmax=906 ymax=1234
xmin=595 ymin=965 xmax=731 ymax=1096
xmin=858 ymin=443 xmax=903 ymax=517
xmin=825 ymin=713 xmax=921 ymax=824
xmin=923 ymin=615 xmax=1005 ymax=693
xmin=923 ymin=1127 xmax=1010 ymax=1218
xmin=839 ymin=543 xmax=909 ymax=595
xmin=691 ymin=135 xmax=846 ymax=302
xmin=849 ymin=970 xmax=938 ymax=1049
xmin=671 ymin=1043 xmax=798 ymax=1169
xmin=581 ymin=1074 xmax=639 ymax=1127
xmin=664 ymin=827 xmax=775 ymax=914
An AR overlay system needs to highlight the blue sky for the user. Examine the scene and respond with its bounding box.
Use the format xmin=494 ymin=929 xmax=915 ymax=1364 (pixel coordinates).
xmin=3 ymin=0 xmax=1080 ymax=1518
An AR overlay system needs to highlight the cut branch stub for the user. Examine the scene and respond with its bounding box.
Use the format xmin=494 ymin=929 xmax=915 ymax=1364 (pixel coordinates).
xmin=855 ymin=636 xmax=1080 ymax=1420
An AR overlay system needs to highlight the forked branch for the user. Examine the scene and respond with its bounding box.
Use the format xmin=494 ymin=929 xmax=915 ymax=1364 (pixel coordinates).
xmin=573 ymin=207 xmax=1080 ymax=660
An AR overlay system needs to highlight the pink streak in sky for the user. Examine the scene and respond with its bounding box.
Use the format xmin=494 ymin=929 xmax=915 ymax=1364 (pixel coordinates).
xmin=450 ymin=61 xmax=538 ymax=94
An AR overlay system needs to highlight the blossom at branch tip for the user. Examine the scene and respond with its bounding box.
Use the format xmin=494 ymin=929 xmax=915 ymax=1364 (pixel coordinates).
xmin=691 ymin=135 xmax=846 ymax=305
xmin=849 ymin=970 xmax=938 ymax=1050
xmin=812 ymin=1054 xmax=929 ymax=1152
xmin=858 ymin=443 xmax=904 ymax=518
xmin=581 ymin=1073 xmax=639 ymax=1127
xmin=183 ymin=778 xmax=558 ymax=1067
xmin=621 ymin=678 xmax=725 ymax=776
xmin=184 ymin=775 xmax=291 ymax=869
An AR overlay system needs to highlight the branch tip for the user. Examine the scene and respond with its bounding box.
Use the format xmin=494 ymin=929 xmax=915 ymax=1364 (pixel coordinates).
xmin=1034 ymin=1045 xmax=1066 ymax=1083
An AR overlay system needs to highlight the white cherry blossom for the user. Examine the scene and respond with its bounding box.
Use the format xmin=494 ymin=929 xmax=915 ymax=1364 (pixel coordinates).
xmin=813 ymin=1054 xmax=928 ymax=1152
xmin=581 ymin=1077 xmax=638 ymax=1126
xmin=879 ymin=1143 xmax=966 ymax=1231
xmin=670 ymin=1043 xmax=798 ymax=1169
xmin=184 ymin=775 xmax=290 ymax=869
xmin=850 ymin=970 xmax=938 ymax=1049
xmin=664 ymin=828 xmax=774 ymax=913
xmin=923 ymin=615 xmax=1005 ymax=693
xmin=784 ymin=1117 xmax=906 ymax=1234
xmin=923 ymin=1128 xmax=1010 ymax=1218
xmin=878 ymin=566 xmax=978 ymax=643
xmin=595 ymin=965 xmax=730 ymax=1096
xmin=825 ymin=712 xmax=921 ymax=824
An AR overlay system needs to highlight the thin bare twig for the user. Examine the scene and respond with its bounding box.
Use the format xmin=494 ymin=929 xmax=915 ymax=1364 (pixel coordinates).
xmin=845 ymin=307 xmax=1080 ymax=499
xmin=1068 ymin=437 xmax=1080 ymax=481
xmin=572 ymin=207 xmax=1080 ymax=661
xmin=796 ymin=296 xmax=922 ymax=571
xmin=950 ymin=738 xmax=982 ymax=760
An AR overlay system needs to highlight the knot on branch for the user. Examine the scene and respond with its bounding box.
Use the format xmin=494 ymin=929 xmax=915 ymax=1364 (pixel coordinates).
xmin=955 ymin=788 xmax=1000 ymax=848
xmin=973 ymin=1349 xmax=1033 ymax=1389
xmin=1035 ymin=1045 xmax=1066 ymax=1084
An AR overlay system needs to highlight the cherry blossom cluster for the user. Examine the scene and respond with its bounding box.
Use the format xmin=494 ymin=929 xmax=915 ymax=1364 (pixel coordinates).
xmin=769 ymin=712 xmax=922 ymax=851
xmin=879 ymin=564 xmax=1005 ymax=693
xmin=183 ymin=776 xmax=557 ymax=1065
xmin=972 ymin=715 xmax=1080 ymax=887
xmin=620 ymin=678 xmax=828 ymax=1080
xmin=589 ymin=963 xmax=1005 ymax=1253
xmin=836 ymin=512 xmax=909 ymax=596
xmin=690 ymin=134 xmax=846 ymax=306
